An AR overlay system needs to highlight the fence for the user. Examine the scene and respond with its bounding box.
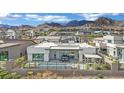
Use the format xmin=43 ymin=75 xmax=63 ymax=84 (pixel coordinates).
xmin=6 ymin=61 xmax=124 ymax=77
xmin=21 ymin=62 xmax=111 ymax=71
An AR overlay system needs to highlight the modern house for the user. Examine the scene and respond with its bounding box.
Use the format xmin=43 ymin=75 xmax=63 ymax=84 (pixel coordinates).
xmin=34 ymin=36 xmax=61 ymax=43
xmin=5 ymin=29 xmax=20 ymax=39
xmin=24 ymin=29 xmax=35 ymax=38
xmin=0 ymin=40 xmax=35 ymax=61
xmin=4 ymin=39 xmax=36 ymax=56
xmin=27 ymin=41 xmax=102 ymax=63
xmin=0 ymin=43 xmax=21 ymax=61
xmin=93 ymin=37 xmax=107 ymax=54
xmin=103 ymin=35 xmax=124 ymax=62
xmin=94 ymin=35 xmax=124 ymax=64
xmin=56 ymin=31 xmax=79 ymax=43
xmin=35 ymin=24 xmax=51 ymax=33
xmin=0 ymin=30 xmax=6 ymax=39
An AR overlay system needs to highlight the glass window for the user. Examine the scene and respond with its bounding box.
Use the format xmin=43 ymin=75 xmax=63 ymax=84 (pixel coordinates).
xmin=32 ymin=53 xmax=44 ymax=61
xmin=114 ymin=51 xmax=116 ymax=56
xmin=0 ymin=51 xmax=8 ymax=61
xmin=108 ymin=40 xmax=112 ymax=43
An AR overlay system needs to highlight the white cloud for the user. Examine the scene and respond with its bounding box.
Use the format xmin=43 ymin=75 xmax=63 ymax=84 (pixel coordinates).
xmin=0 ymin=13 xmax=22 ymax=20
xmin=25 ymin=14 xmax=70 ymax=22
xmin=25 ymin=14 xmax=40 ymax=19
xmin=0 ymin=13 xmax=9 ymax=17
xmin=10 ymin=14 xmax=22 ymax=18
xmin=79 ymin=13 xmax=120 ymax=21
xmin=79 ymin=13 xmax=105 ymax=21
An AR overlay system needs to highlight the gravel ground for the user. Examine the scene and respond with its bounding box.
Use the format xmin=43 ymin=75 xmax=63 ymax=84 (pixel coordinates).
xmin=21 ymin=76 xmax=124 ymax=79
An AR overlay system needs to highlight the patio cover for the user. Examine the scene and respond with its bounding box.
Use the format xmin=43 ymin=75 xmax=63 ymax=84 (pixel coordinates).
xmin=84 ymin=54 xmax=102 ymax=59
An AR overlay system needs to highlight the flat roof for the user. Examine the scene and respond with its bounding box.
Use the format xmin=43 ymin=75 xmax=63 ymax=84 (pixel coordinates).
xmin=29 ymin=42 xmax=96 ymax=49
xmin=50 ymin=46 xmax=80 ymax=50
xmin=84 ymin=54 xmax=102 ymax=59
xmin=35 ymin=42 xmax=58 ymax=48
xmin=117 ymin=46 xmax=124 ymax=48
xmin=107 ymin=43 xmax=124 ymax=48
xmin=94 ymin=37 xmax=104 ymax=41
xmin=0 ymin=43 xmax=20 ymax=49
xmin=36 ymin=36 xmax=60 ymax=39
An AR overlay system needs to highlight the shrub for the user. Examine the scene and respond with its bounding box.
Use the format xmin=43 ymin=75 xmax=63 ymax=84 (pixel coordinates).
xmin=12 ymin=74 xmax=21 ymax=79
xmin=0 ymin=69 xmax=21 ymax=79
xmin=27 ymin=71 xmax=34 ymax=79
xmin=15 ymin=56 xmax=27 ymax=67
xmin=92 ymin=63 xmax=102 ymax=70
xmin=0 ymin=71 xmax=9 ymax=79
xmin=97 ymin=74 xmax=104 ymax=79
xmin=27 ymin=71 xmax=33 ymax=76
xmin=3 ymin=74 xmax=13 ymax=79
xmin=101 ymin=63 xmax=111 ymax=70
xmin=10 ymin=72 xmax=21 ymax=79
xmin=85 ymin=64 xmax=90 ymax=70
xmin=1 ymin=72 xmax=21 ymax=79
xmin=36 ymin=73 xmax=42 ymax=79
xmin=42 ymin=70 xmax=54 ymax=78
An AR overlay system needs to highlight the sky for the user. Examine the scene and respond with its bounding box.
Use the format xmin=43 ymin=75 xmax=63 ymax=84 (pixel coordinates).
xmin=0 ymin=13 xmax=124 ymax=26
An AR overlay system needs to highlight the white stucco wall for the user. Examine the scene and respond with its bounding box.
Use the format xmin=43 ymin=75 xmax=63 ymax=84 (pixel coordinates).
xmin=104 ymin=35 xmax=123 ymax=44
xmin=27 ymin=47 xmax=50 ymax=61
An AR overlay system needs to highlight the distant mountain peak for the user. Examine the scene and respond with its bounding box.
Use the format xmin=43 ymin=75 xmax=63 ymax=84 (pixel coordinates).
xmin=95 ymin=17 xmax=114 ymax=25
xmin=66 ymin=20 xmax=94 ymax=27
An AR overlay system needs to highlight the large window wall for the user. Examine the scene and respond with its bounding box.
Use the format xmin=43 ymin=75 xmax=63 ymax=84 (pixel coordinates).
xmin=50 ymin=50 xmax=79 ymax=61
xmin=32 ymin=53 xmax=44 ymax=61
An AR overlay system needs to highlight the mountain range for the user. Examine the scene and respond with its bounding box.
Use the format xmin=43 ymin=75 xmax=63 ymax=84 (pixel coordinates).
xmin=1 ymin=17 xmax=124 ymax=29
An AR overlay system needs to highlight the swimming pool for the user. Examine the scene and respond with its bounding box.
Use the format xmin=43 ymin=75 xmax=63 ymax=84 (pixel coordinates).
xmin=24 ymin=62 xmax=84 ymax=70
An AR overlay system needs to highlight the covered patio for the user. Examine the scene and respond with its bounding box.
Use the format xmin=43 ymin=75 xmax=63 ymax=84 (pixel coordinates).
xmin=83 ymin=54 xmax=102 ymax=63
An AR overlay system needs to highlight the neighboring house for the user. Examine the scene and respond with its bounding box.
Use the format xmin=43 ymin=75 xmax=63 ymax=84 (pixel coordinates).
xmin=77 ymin=30 xmax=93 ymax=35
xmin=0 ymin=30 xmax=6 ymax=39
xmin=101 ymin=35 xmax=124 ymax=64
xmin=56 ymin=31 xmax=78 ymax=43
xmin=0 ymin=43 xmax=21 ymax=61
xmin=5 ymin=29 xmax=20 ymax=39
xmin=34 ymin=36 xmax=60 ymax=43
xmin=27 ymin=41 xmax=102 ymax=63
xmin=35 ymin=24 xmax=51 ymax=33
xmin=102 ymin=30 xmax=111 ymax=35
xmin=94 ymin=30 xmax=102 ymax=34
xmin=25 ymin=29 xmax=35 ymax=38
xmin=4 ymin=39 xmax=36 ymax=56
xmin=93 ymin=37 xmax=107 ymax=54
xmin=0 ymin=40 xmax=36 ymax=61
xmin=59 ymin=35 xmax=77 ymax=43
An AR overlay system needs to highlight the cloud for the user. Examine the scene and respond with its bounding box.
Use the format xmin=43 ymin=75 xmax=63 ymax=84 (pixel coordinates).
xmin=25 ymin=14 xmax=39 ymax=19
xmin=79 ymin=13 xmax=105 ymax=21
xmin=0 ymin=13 xmax=9 ymax=17
xmin=79 ymin=13 xmax=120 ymax=21
xmin=25 ymin=14 xmax=70 ymax=22
xmin=0 ymin=13 xmax=22 ymax=20
xmin=9 ymin=14 xmax=22 ymax=18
